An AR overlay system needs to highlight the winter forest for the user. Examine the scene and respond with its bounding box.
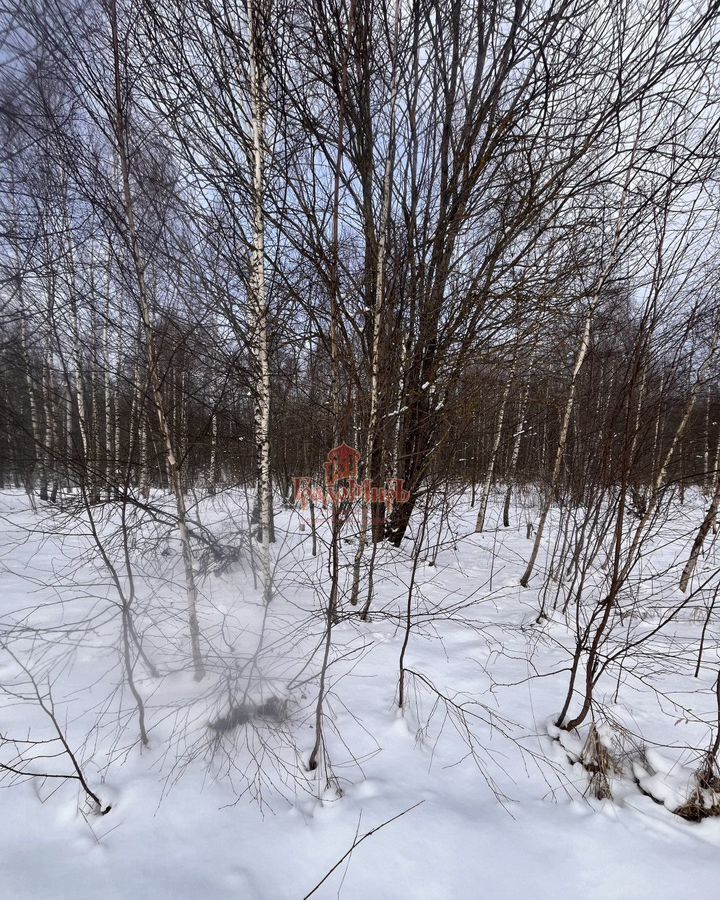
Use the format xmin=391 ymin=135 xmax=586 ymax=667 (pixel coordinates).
xmin=1 ymin=0 xmax=720 ymax=896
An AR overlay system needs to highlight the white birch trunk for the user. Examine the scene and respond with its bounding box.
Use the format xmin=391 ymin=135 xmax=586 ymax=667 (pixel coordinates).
xmin=502 ymin=364 xmax=533 ymax=527
xmin=475 ymin=350 xmax=517 ymax=533
xmin=209 ymin=411 xmax=218 ymax=493
xmin=704 ymin=391 xmax=711 ymax=493
xmin=19 ymin=292 xmax=42 ymax=494
xmin=247 ymin=0 xmax=272 ymax=605
xmin=62 ymin=208 xmax=91 ymax=472
xmin=41 ymin=356 xmax=55 ymax=500
xmin=103 ymin=266 xmax=113 ymax=500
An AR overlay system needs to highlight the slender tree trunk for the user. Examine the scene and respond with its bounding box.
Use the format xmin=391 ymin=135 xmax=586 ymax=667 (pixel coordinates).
xmin=623 ymin=332 xmax=720 ymax=574
xmin=520 ymin=311 xmax=592 ymax=586
xmin=108 ymin=0 xmax=204 ymax=680
xmin=103 ymin=264 xmax=114 ymax=500
xmin=350 ymin=0 xmax=401 ymax=607
xmin=503 ymin=371 xmax=532 ymax=527
xmin=209 ymin=411 xmax=218 ymax=494
xmin=308 ymin=0 xmax=357 ymax=777
xmin=476 ymin=349 xmax=517 ymax=533
xmin=680 ymin=475 xmax=720 ymax=592
xmin=246 ymin=0 xmax=273 ymax=605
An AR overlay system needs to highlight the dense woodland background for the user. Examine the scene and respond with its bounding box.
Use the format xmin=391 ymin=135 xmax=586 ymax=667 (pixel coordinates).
xmin=1 ymin=0 xmax=719 ymax=519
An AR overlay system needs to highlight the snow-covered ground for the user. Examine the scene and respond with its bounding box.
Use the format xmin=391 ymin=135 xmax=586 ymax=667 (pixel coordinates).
xmin=1 ymin=487 xmax=719 ymax=899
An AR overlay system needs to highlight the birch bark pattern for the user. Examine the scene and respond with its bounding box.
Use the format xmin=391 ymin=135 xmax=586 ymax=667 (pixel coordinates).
xmin=10 ymin=183 xmax=44 ymax=498
xmin=18 ymin=283 xmax=42 ymax=494
xmin=103 ymin=252 xmax=113 ymax=501
xmin=502 ymin=367 xmax=533 ymax=527
xmin=247 ymin=0 xmax=273 ymax=606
